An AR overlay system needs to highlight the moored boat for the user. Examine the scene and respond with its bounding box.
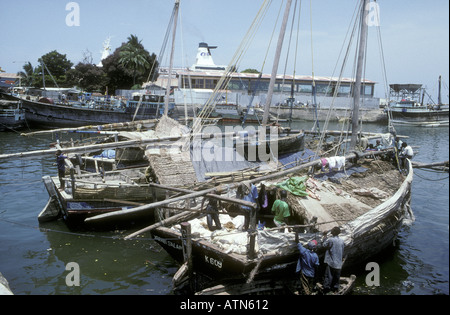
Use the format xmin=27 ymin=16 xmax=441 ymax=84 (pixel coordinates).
xmin=385 ymin=81 xmax=449 ymax=127
xmin=1 ymin=91 xmax=175 ymax=129
xmin=39 ymin=167 xmax=161 ymax=228
xmin=148 ymin=153 xmax=413 ymax=287
xmin=198 ymin=102 xmax=284 ymax=124
xmin=235 ymin=128 xmax=305 ymax=161
xmin=195 ymin=274 xmax=357 ymax=295
xmin=0 ymin=99 xmax=25 ymax=131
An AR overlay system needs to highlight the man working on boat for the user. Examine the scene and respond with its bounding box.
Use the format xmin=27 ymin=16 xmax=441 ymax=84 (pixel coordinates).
xmin=296 ymin=239 xmax=320 ymax=295
xmin=206 ymin=194 xmax=222 ymax=231
xmin=399 ymin=142 xmax=414 ymax=171
xmin=375 ymin=140 xmax=384 ymax=150
xmin=55 ymin=150 xmax=68 ymax=191
xmin=271 ymin=190 xmax=290 ymax=228
xmin=237 ymin=181 xmax=259 ymax=231
xmin=322 ymin=226 xmax=345 ymax=293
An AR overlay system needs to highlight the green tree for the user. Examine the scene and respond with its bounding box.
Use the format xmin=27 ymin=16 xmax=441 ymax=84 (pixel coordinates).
xmin=119 ymin=35 xmax=154 ymax=87
xmin=34 ymin=50 xmax=74 ymax=87
xmin=66 ymin=63 xmax=107 ymax=92
xmin=102 ymin=45 xmax=134 ymax=92
xmin=17 ymin=62 xmax=36 ymax=86
xmin=102 ymin=35 xmax=158 ymax=92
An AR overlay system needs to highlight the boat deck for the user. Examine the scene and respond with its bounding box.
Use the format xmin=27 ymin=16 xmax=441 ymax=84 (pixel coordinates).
xmin=161 ymin=157 xmax=404 ymax=260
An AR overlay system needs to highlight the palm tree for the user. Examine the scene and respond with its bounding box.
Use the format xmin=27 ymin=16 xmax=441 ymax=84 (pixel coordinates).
xmin=17 ymin=62 xmax=35 ymax=86
xmin=126 ymin=34 xmax=142 ymax=49
xmin=119 ymin=35 xmax=150 ymax=87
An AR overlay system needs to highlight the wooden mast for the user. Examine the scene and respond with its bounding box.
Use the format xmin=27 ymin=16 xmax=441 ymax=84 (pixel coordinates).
xmin=438 ymin=75 xmax=442 ymax=106
xmin=262 ymin=0 xmax=293 ymax=125
xmin=350 ymin=0 xmax=369 ymax=149
xmin=164 ymin=0 xmax=180 ymax=117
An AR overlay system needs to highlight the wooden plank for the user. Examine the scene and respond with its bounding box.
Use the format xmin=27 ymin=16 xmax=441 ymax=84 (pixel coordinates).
xmin=125 ymin=211 xmax=199 ymax=240
xmin=103 ymin=199 xmax=145 ymax=206
xmin=412 ymin=160 xmax=449 ymax=170
xmin=84 ymin=187 xmax=218 ymax=224
xmin=147 ymin=183 xmax=258 ymax=208
xmin=3 ymin=127 xmax=292 ymax=160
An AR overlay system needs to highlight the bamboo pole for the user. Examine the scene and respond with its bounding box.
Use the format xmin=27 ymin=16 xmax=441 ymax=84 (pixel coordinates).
xmin=85 ymin=186 xmax=219 ymax=225
xmin=0 ymin=139 xmax=144 ymax=160
xmin=0 ymin=129 xmax=267 ymax=161
xmin=147 ymin=182 xmax=257 ymax=208
xmin=180 ymin=222 xmax=194 ymax=292
xmin=124 ymin=210 xmax=198 ymax=240
xmin=411 ymin=160 xmax=449 ymax=171
xmin=20 ymin=119 xmax=158 ymax=136
xmin=300 ymin=130 xmax=409 ymax=139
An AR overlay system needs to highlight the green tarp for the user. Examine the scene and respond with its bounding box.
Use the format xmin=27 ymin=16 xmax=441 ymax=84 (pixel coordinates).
xmin=276 ymin=176 xmax=309 ymax=197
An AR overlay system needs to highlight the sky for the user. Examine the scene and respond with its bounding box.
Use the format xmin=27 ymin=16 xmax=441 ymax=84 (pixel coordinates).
xmin=1 ymin=0 xmax=449 ymax=100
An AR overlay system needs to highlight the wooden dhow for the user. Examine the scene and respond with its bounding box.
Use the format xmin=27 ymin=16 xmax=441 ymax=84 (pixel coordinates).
xmin=141 ymin=150 xmax=413 ymax=287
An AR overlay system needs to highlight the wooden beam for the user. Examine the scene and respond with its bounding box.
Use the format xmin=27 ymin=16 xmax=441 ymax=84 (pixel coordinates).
xmin=1 ymin=129 xmax=263 ymax=160
xmin=147 ymin=182 xmax=258 ymax=208
xmin=85 ymin=186 xmax=219 ymax=224
xmin=20 ymin=119 xmax=158 ymax=136
xmin=124 ymin=210 xmax=198 ymax=240
xmin=412 ymin=160 xmax=449 ymax=172
xmin=180 ymin=222 xmax=194 ymax=292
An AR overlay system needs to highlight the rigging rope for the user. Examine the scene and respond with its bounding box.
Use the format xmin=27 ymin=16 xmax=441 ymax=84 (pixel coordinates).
xmin=146 ymin=3 xmax=177 ymax=83
xmin=242 ymin=0 xmax=283 ymax=126
xmin=192 ymin=0 xmax=274 ymax=135
xmin=312 ymin=1 xmax=361 ymax=160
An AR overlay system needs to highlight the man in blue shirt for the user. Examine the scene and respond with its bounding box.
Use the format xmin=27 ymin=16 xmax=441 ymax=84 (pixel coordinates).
xmin=322 ymin=226 xmax=345 ymax=293
xmin=296 ymin=239 xmax=319 ymax=295
xmin=238 ymin=181 xmax=258 ymax=231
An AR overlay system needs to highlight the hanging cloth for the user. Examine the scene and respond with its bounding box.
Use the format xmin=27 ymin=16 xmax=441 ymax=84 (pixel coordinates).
xmin=335 ymin=156 xmax=346 ymax=170
xmin=327 ymin=157 xmax=337 ymax=169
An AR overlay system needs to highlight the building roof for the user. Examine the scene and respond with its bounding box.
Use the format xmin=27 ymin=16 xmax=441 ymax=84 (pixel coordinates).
xmin=389 ymin=84 xmax=422 ymax=93
xmin=0 ymin=73 xmax=22 ymax=79
xmin=175 ymin=70 xmax=376 ymax=84
xmin=143 ymin=68 xmax=376 ymax=89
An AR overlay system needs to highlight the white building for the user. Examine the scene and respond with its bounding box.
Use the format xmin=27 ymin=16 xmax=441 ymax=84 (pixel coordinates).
xmin=145 ymin=42 xmax=379 ymax=111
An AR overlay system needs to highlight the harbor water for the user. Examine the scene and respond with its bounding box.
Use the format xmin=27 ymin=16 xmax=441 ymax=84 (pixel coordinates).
xmin=0 ymin=122 xmax=448 ymax=295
